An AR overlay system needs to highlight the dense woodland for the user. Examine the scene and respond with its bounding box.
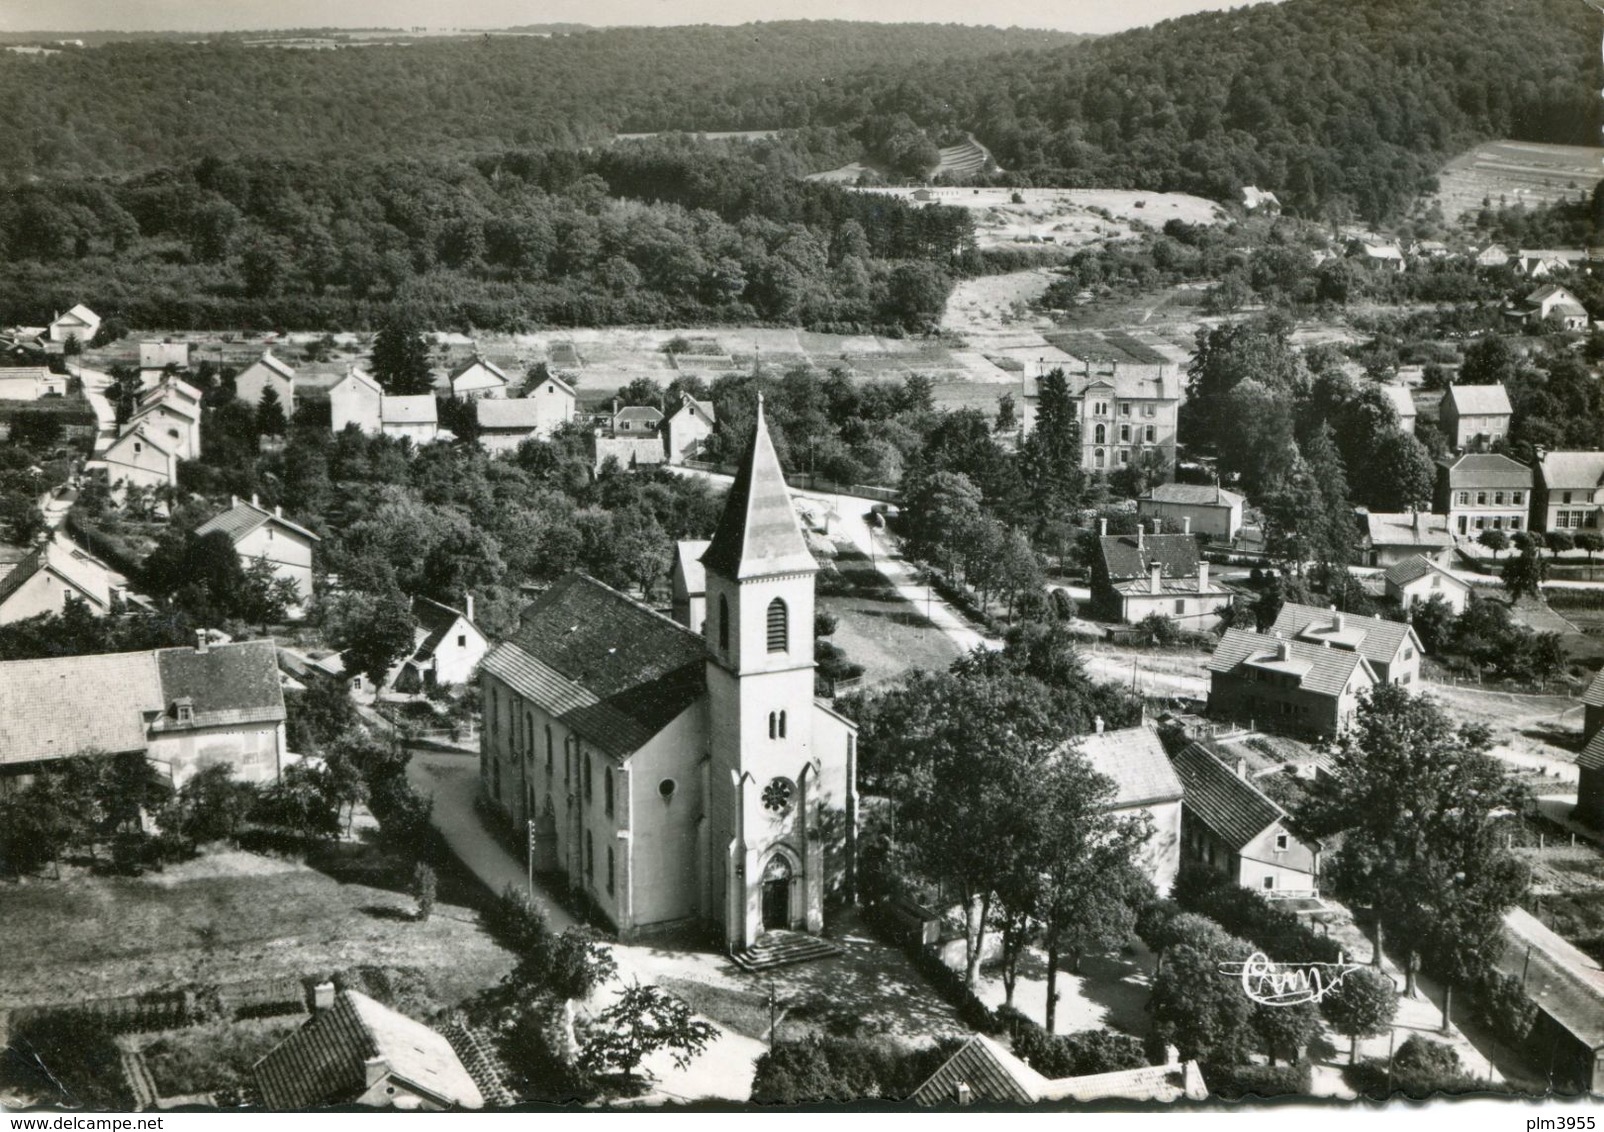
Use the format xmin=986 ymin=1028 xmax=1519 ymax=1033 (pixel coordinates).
xmin=0 ymin=0 xmax=1597 ymax=226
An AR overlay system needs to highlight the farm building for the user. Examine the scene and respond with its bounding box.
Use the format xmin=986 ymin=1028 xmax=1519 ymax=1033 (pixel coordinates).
xmin=1495 ymin=909 xmax=1604 ymax=1094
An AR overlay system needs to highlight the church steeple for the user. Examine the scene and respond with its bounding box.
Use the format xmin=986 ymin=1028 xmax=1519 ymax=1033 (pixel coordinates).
xmin=701 ymin=395 xmax=816 ymax=581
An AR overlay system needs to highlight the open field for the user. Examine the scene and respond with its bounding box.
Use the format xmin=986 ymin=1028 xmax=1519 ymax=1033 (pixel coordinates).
xmin=1431 ymin=139 xmax=1603 ymax=221
xmin=0 ymin=845 xmax=512 ymax=1012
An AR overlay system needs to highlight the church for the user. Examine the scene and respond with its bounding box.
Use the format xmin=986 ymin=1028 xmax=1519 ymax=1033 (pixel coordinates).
xmin=478 ymin=401 xmax=859 ymax=953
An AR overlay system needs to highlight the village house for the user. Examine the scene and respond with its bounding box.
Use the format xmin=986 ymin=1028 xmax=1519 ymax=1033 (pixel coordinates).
xmin=1062 ymin=721 xmax=1184 ymax=894
xmin=1381 ymin=384 xmax=1417 ymax=432
xmin=1271 ymin=600 xmax=1423 ymax=687
xmin=254 ymin=986 xmax=483 ymax=1110
xmin=611 ymin=401 xmax=664 ymax=435
xmin=475 ymin=379 xmax=576 ymax=452
xmin=1135 ymin=483 xmax=1245 ymax=542
xmin=1206 ymin=628 xmax=1378 ymax=738
xmin=1091 ymin=522 xmax=1231 ymax=630
xmin=478 ymin=402 xmax=858 ymax=956
xmin=1037 ymin=361 xmax=1180 ymax=477
xmin=101 ymin=425 xmax=179 ymax=493
xmin=388 ymin=595 xmax=488 ymax=695
xmin=194 ymin=493 xmax=320 ymax=608
xmin=1519 ymin=284 xmax=1591 ymax=331
xmin=911 ymin=1034 xmax=1206 ymax=1106
xmin=1532 ymin=450 xmax=1604 ymax=533
xmin=48 ymin=304 xmax=99 ymax=345
xmin=328 ymin=367 xmax=440 ymax=443
xmin=445 ymin=355 xmax=509 ymax=399
xmin=1359 ymin=509 xmax=1456 ymax=567
xmin=126 ymin=376 xmax=203 ymax=461
xmin=0 ymin=366 xmax=67 ymax=401
xmin=671 ymin=539 xmax=712 ymax=634
xmin=233 ymin=350 xmax=296 ymax=416
xmin=1435 ymin=452 xmax=1533 ymax=536
xmin=1475 ymin=244 xmax=1511 ymax=268
xmin=1515 ymin=248 xmax=1587 ymax=277
xmin=381 ymin=395 xmax=439 ymax=443
xmin=0 ymin=637 xmax=286 ymax=791
xmin=138 ymin=340 xmax=193 ymax=387
xmin=665 ymin=393 xmax=717 ymax=465
xmin=1352 ymin=241 xmax=1406 ymax=272
xmin=0 ymin=532 xmax=116 ymax=625
xmin=1170 ymin=742 xmax=1322 ymax=897
xmin=1384 ymin=554 xmax=1472 ymax=616
xmin=1439 ymin=383 xmax=1513 ymax=451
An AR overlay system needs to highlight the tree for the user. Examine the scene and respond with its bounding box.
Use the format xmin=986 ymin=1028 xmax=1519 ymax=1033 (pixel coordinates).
xmin=1502 ymin=543 xmax=1547 ymax=603
xmin=170 ymin=764 xmax=257 ymax=846
xmin=254 ymin=761 xmax=340 ymax=840
xmin=413 ymin=862 xmax=437 ymax=922
xmin=1407 ymin=593 xmax=1457 ymax=656
xmin=323 ymin=587 xmax=418 ymax=688
xmin=1017 ymin=368 xmax=1083 ymax=531
xmin=579 ymin=983 xmax=717 ymax=1083
xmin=1576 ymin=531 xmax=1604 ymax=578
xmin=238 ymin=555 xmax=299 ymax=632
xmin=1134 ymin=612 xmax=1180 ymax=647
xmin=1251 ymin=996 xmax=1322 ymax=1067
xmin=370 ymin=315 xmax=435 ymax=396
xmin=1321 ymin=966 xmax=1398 ymax=1063
xmin=881 ymin=262 xmax=951 ymax=331
xmin=1477 ymin=529 xmax=1509 ymax=560
xmin=256 ymin=384 xmax=287 ymax=436
xmin=1298 ymin=685 xmax=1529 ymax=1025
xmin=1149 ymin=914 xmax=1256 ymax=1064
xmin=994 ymin=391 xmax=1018 ymax=434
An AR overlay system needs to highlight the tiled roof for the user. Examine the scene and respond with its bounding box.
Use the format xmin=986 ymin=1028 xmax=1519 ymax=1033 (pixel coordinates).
xmin=482 ymin=573 xmax=707 ymax=758
xmin=1499 ymin=909 xmax=1604 ymax=1051
xmin=1383 ymin=555 xmax=1466 ymax=590
xmin=0 ymin=535 xmax=111 ymax=612
xmin=57 ymin=304 xmax=98 ymax=326
xmin=911 ymin=1035 xmax=1042 ymax=1105
xmin=194 ymin=498 xmax=320 ymax=545
xmin=1440 ymin=452 xmax=1531 ymax=489
xmin=670 ymin=395 xmax=716 ymax=426
xmin=1141 ymin=483 xmax=1244 ymax=508
xmin=410 ymin=596 xmax=473 ymax=663
xmin=1099 ymin=532 xmax=1199 ymax=583
xmin=335 ymin=367 xmax=383 ymax=395
xmin=1444 ymin=383 xmax=1513 ymax=417
xmin=450 ymin=356 xmax=507 ymax=383
xmin=1171 ymin=742 xmax=1288 ymax=851
xmin=1583 ymin=669 xmax=1604 ymax=709
xmin=702 ymin=400 xmax=816 ymax=581
xmin=1037 ymin=1063 xmax=1204 ymax=1103
xmin=1363 ymin=511 xmax=1454 ymax=548
xmin=614 ymin=405 xmax=664 ymax=424
xmin=381 ymin=394 xmax=438 ymax=424
xmin=1578 ymin=727 xmax=1604 ymax=772
xmin=1539 ymin=451 xmax=1604 ymax=491
xmin=475 ymin=399 xmax=546 ymax=429
xmin=1272 ymin=602 xmax=1418 ymax=668
xmin=134 ymin=383 xmax=201 ymax=421
xmin=1527 ymin=284 xmax=1575 ymax=304
xmin=243 ymin=351 xmax=295 ymax=381
xmin=0 ymin=650 xmax=162 ymax=766
xmin=1381 ymin=385 xmax=1416 ymax=419
xmin=255 ymin=991 xmax=482 ymax=1110
xmin=1068 ymin=723 xmax=1184 ymax=807
xmin=151 ymin=640 xmax=285 ymax=732
xmin=1207 ymin=627 xmax=1374 ymax=698
xmin=1056 ymin=366 xmax=1178 ymax=401
xmin=675 ymin=539 xmax=712 ymax=597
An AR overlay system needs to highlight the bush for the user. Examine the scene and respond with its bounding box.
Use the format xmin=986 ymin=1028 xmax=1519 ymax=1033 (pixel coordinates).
xmin=1010 ymin=1018 xmax=1149 ymax=1078
xmin=482 ymin=884 xmax=554 ymax=955
xmin=1173 ymin=864 xmax=1342 ymax=964
xmin=751 ymin=1034 xmax=968 ymax=1103
xmin=1203 ymin=1061 xmax=1311 ymax=1100
xmin=0 ymin=1013 xmax=134 ymax=1109
xmin=1470 ymin=971 xmax=1538 ymax=1049
xmin=1344 ymin=1036 xmax=1504 ymax=1099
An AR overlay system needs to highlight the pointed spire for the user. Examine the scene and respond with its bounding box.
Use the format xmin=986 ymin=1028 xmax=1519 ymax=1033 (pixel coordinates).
xmin=701 ymin=396 xmax=815 ymax=581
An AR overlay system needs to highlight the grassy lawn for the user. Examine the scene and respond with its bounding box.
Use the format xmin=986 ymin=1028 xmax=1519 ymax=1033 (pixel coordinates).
xmin=820 ymin=543 xmax=963 ymax=685
xmin=0 ymin=845 xmax=513 ymax=1013
xmin=138 ymin=1016 xmax=305 ymax=1100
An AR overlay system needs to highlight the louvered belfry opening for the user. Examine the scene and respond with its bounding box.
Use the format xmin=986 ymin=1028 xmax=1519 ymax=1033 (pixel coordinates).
xmin=766 ymin=597 xmax=788 ymax=652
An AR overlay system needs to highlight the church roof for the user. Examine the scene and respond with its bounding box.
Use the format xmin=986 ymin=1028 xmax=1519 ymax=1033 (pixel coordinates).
xmin=700 ymin=398 xmax=816 ymax=581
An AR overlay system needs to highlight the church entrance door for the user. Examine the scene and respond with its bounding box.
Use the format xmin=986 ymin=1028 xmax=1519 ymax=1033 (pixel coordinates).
xmin=760 ymin=854 xmax=793 ymax=931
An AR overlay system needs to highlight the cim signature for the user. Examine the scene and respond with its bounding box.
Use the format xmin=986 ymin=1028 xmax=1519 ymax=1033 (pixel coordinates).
xmin=1217 ymin=952 xmax=1365 ymax=1006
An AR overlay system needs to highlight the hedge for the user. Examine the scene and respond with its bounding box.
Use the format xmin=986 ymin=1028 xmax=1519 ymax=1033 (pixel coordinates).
xmin=860 ymin=899 xmax=1004 ymax=1035
xmin=1173 ymin=865 xmax=1344 ymax=965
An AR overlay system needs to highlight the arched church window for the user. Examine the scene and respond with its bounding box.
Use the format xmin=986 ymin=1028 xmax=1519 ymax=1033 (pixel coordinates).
xmin=584 ymin=754 xmax=593 ymax=802
xmin=779 ymin=710 xmax=787 ymax=738
xmin=718 ymin=595 xmax=730 ymax=652
xmin=546 ymin=725 xmax=553 ymax=773
xmin=768 ymin=712 xmax=777 ymax=740
xmin=766 ymin=598 xmax=788 ymax=652
xmin=604 ymin=767 xmax=614 ymax=818
xmin=762 ymin=777 xmax=795 ymax=815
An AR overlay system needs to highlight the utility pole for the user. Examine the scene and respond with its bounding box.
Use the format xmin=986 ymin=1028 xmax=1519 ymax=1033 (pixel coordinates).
xmin=526 ymin=819 xmax=535 ymax=901
xmin=767 ymin=979 xmax=779 ymax=1047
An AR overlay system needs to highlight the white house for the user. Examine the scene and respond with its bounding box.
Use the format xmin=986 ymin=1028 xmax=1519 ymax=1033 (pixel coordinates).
xmin=1172 ymin=742 xmax=1322 ymax=897
xmin=381 ymin=395 xmax=439 ymax=443
xmin=0 ymin=533 xmax=115 ymax=625
xmin=234 ymin=350 xmax=296 ymax=416
xmin=1522 ymin=284 xmax=1590 ymax=331
xmin=194 ymin=494 xmax=320 ymax=610
xmin=48 ymin=304 xmax=100 ymax=345
xmin=1065 ymin=721 xmax=1184 ymax=895
xmin=126 ymin=377 xmax=203 ymax=460
xmin=389 ymin=595 xmax=489 ymax=694
xmin=1384 ymin=554 xmax=1471 ymax=615
xmin=330 ymin=367 xmax=384 ymax=435
xmin=445 ymin=356 xmax=509 ymax=399
xmin=101 ymin=425 xmax=179 ymax=492
xmin=475 ymin=377 xmax=575 ymax=452
xmin=1135 ymin=483 xmax=1245 ymax=542
xmin=138 ymin=341 xmax=193 ymax=387
xmin=1381 ymin=384 xmax=1417 ymax=432
xmin=0 ymin=367 xmax=68 ymax=401
xmin=665 ymin=394 xmax=717 ymax=465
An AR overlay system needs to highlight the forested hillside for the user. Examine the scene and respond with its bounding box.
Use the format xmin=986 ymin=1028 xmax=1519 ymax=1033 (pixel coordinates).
xmin=0 ymin=22 xmax=1079 ymax=179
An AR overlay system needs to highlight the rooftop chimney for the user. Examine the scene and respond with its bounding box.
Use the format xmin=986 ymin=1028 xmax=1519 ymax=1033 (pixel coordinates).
xmin=1099 ymin=518 xmax=1108 ymax=537
xmin=955 ymin=1083 xmax=973 ymax=1107
xmin=230 ymin=494 xmax=239 ymax=509
xmin=250 ymin=492 xmax=260 ymax=508
xmin=1198 ymin=559 xmax=1210 ymax=591
xmin=1095 ymin=715 xmax=1105 ymax=734
xmin=1275 ymin=638 xmax=1290 ymax=661
xmin=313 ymin=981 xmax=336 ymax=1012
xmin=1150 ymin=560 xmax=1163 ymax=595
xmin=1236 ymin=758 xmax=1248 ymax=780
xmin=1333 ymin=612 xmax=1345 ymax=631
xmin=1137 ymin=524 xmax=1145 ymax=553
xmin=1182 ymin=516 xmax=1191 ymax=535
xmin=466 ymin=593 xmax=476 ymax=623
xmin=195 ymin=629 xmax=208 ymax=655
xmin=1413 ymin=510 xmax=1424 ymax=535
xmin=274 ymin=504 xmax=283 ymax=518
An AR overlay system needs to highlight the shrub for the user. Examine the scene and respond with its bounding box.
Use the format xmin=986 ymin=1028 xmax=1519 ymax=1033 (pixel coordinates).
xmin=1172 ymin=864 xmax=1343 ymax=964
xmin=1470 ymin=971 xmax=1538 ymax=1048
xmin=1203 ymin=1061 xmax=1311 ymax=1100
xmin=1 ymin=1013 xmax=133 ymax=1109
xmin=1344 ymin=1035 xmax=1504 ymax=1100
xmin=1010 ymin=1019 xmax=1148 ymax=1078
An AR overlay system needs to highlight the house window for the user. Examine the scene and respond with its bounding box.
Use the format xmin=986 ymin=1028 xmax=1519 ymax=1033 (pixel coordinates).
xmin=779 ymin=710 xmax=787 ymax=738
xmin=1494 ymin=492 xmax=1505 ymax=506
xmin=134 ymin=442 xmax=142 ymax=453
xmin=491 ymin=688 xmax=499 ymax=735
xmin=1563 ymin=491 xmax=1574 ymax=504
xmin=1120 ymin=403 xmax=1131 ymax=417
xmin=1119 ymin=424 xmax=1131 ymax=443
xmin=585 ymin=831 xmax=594 ymax=880
xmin=718 ymin=595 xmax=729 ymax=652
xmin=1094 ymin=423 xmax=1106 ymax=444
xmin=458 ymin=634 xmax=467 ymax=648
xmin=1274 ymin=833 xmax=1288 ymax=852
xmin=769 ymin=712 xmax=777 ymax=740
xmin=526 ymin=712 xmax=534 ymax=756
xmin=546 ymin=726 xmax=554 ymax=773
xmin=607 ymin=847 xmax=615 ymax=895
xmin=492 ymin=758 xmax=502 ymax=800
xmin=1094 ymin=401 xmax=1108 ymax=416
xmin=1262 ymin=875 xmax=1275 ymax=891
xmin=1094 ymin=448 xmax=1105 ymax=469
xmin=1174 ymin=599 xmax=1186 ymax=615
xmin=175 ymin=701 xmax=193 ymax=723
xmin=604 ymin=767 xmax=614 ymax=818
xmin=766 ymin=598 xmax=788 ymax=653
xmin=1510 ymin=517 xmax=1522 ymax=531
xmin=584 ymin=754 xmax=593 ymax=802
xmin=1118 ymin=449 xmax=1129 ymax=466
xmin=1513 ymin=491 xmax=1525 ymax=505
xmin=1143 ymin=404 xmax=1156 ymax=418
xmin=1477 ymin=492 xmax=1487 ymax=506
xmin=1145 ymin=425 xmax=1156 ymax=443
xmin=1456 ymin=492 xmax=1469 ymax=506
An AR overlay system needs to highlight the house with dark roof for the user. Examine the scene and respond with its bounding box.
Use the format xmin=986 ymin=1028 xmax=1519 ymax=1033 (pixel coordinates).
xmin=195 ymin=493 xmax=320 ymax=609
xmin=1439 ymin=384 xmax=1513 ymax=451
xmin=665 ymin=393 xmax=717 ymax=465
xmin=1206 ymin=628 xmax=1378 ymax=738
xmin=1359 ymin=509 xmax=1455 ymax=568
xmin=480 ymin=399 xmax=858 ymax=954
xmin=1091 ymin=522 xmax=1231 ymax=630
xmin=1435 ymin=452 xmax=1532 ymax=537
xmin=234 ymin=350 xmax=296 ymax=416
xmin=1136 ymin=482 xmax=1245 ymax=541
xmin=254 ymin=987 xmax=483 ymax=1110
xmin=0 ymin=532 xmax=116 ymax=626
xmin=1384 ymin=554 xmax=1471 ymax=615
xmin=444 ymin=355 xmax=508 ymax=399
xmin=1061 ymin=721 xmax=1184 ymax=893
xmin=388 ymin=595 xmax=488 ymax=694
xmin=1171 ymin=742 xmax=1321 ymax=897
xmin=1270 ymin=601 xmax=1424 ymax=687
xmin=0 ymin=637 xmax=286 ymax=790
xmin=1533 ymin=451 xmax=1604 ymax=535
xmin=910 ymin=1034 xmax=1206 ymax=1106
